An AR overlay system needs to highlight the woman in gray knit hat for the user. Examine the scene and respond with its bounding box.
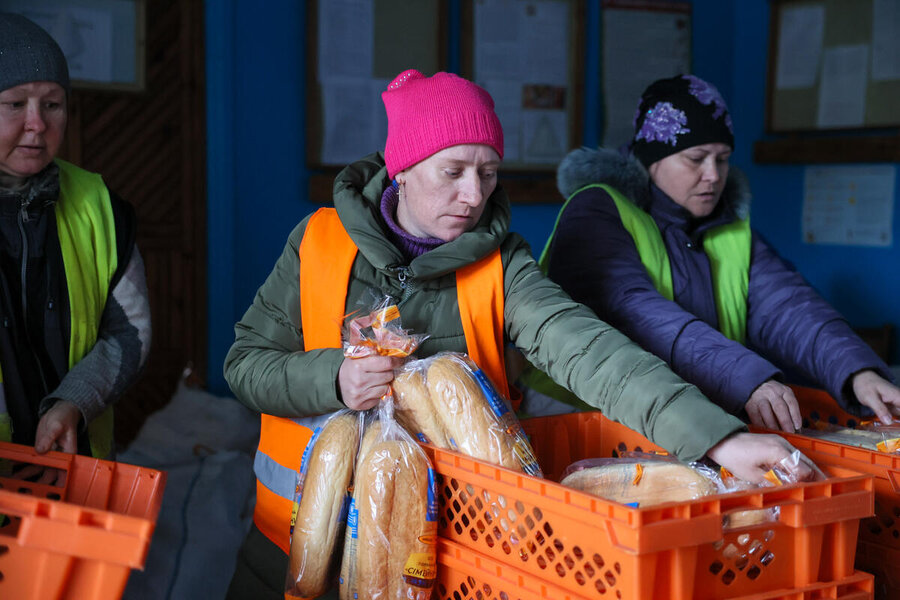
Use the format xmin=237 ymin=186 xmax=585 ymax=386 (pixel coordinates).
xmin=0 ymin=13 xmax=151 ymax=460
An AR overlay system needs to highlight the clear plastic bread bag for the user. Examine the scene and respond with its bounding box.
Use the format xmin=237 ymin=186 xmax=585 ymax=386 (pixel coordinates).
xmin=797 ymin=420 xmax=888 ymax=451
xmin=285 ymin=409 xmax=364 ymax=598
xmin=339 ymin=400 xmax=438 ymax=600
xmin=342 ymin=295 xmax=428 ymax=360
xmin=559 ymin=452 xmax=720 ymax=507
xmin=391 ymin=351 xmax=542 ymax=476
xmin=858 ymin=418 xmax=900 ymax=454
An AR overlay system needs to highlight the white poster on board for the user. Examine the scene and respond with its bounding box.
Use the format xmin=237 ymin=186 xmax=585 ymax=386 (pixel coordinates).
xmin=474 ymin=0 xmax=570 ymax=165
xmin=775 ymin=4 xmax=825 ymax=90
xmin=602 ymin=5 xmax=691 ymax=150
xmin=803 ymin=165 xmax=895 ymax=247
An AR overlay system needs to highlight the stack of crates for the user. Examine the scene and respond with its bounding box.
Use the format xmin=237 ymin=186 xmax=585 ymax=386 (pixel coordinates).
xmin=754 ymin=385 xmax=900 ymax=600
xmin=0 ymin=441 xmax=166 ymax=600
xmin=421 ymin=411 xmax=875 ymax=600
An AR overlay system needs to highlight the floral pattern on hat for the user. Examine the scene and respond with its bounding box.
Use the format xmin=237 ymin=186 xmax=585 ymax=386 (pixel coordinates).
xmin=635 ymin=102 xmax=690 ymax=146
xmin=683 ymin=75 xmax=733 ymax=133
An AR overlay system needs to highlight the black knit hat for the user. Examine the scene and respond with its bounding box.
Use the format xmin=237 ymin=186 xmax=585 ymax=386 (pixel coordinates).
xmin=630 ymin=74 xmax=733 ymax=168
xmin=0 ymin=13 xmax=70 ymax=94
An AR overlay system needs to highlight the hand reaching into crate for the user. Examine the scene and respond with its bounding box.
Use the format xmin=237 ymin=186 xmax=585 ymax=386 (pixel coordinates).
xmin=745 ymin=380 xmax=803 ymax=432
xmin=851 ymin=369 xmax=900 ymax=425
xmin=34 ymin=400 xmax=80 ymax=454
xmin=705 ymin=431 xmax=823 ymax=484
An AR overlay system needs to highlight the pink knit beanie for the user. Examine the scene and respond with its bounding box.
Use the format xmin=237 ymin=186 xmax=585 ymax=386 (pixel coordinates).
xmin=382 ymin=69 xmax=504 ymax=178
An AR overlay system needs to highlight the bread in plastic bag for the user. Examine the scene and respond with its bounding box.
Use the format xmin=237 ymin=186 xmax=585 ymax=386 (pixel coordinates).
xmin=339 ymin=401 xmax=437 ymax=600
xmin=559 ymin=453 xmax=719 ymax=507
xmin=285 ymin=411 xmax=362 ymax=598
xmin=392 ymin=351 xmax=542 ymax=476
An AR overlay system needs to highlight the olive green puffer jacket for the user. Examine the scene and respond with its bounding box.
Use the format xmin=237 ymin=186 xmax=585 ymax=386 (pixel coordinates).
xmin=223 ymin=152 xmax=744 ymax=462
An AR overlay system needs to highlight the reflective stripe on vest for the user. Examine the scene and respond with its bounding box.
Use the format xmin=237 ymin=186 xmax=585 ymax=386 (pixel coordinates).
xmin=252 ymin=207 xmax=509 ymax=553
xmin=0 ymin=159 xmax=117 ymax=457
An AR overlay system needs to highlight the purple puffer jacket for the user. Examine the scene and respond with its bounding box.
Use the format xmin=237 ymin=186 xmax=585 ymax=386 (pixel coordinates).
xmin=546 ymin=147 xmax=893 ymax=416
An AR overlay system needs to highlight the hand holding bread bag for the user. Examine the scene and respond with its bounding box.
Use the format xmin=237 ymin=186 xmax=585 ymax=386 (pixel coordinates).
xmin=339 ymin=402 xmax=437 ymax=600
xmin=285 ymin=411 xmax=361 ymax=598
xmin=392 ymin=352 xmax=542 ymax=476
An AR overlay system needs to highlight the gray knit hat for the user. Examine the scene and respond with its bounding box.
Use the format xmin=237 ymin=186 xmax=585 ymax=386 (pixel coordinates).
xmin=0 ymin=12 xmax=70 ymax=94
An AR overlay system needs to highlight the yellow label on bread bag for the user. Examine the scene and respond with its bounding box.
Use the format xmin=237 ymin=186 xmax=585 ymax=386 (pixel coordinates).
xmin=763 ymin=469 xmax=783 ymax=486
xmin=632 ymin=464 xmax=644 ymax=485
xmin=402 ymin=552 xmax=437 ymax=588
xmin=876 ymin=438 xmax=900 ymax=453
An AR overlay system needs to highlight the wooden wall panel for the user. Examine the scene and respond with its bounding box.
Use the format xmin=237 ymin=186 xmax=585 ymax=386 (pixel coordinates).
xmin=60 ymin=0 xmax=207 ymax=449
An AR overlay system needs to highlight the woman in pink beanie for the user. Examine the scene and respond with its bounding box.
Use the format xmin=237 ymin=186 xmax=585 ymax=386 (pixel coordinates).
xmin=223 ymin=69 xmax=818 ymax=599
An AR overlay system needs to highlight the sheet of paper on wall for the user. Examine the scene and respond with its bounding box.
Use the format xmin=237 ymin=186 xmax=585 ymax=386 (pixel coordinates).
xmin=9 ymin=6 xmax=114 ymax=82
xmin=474 ymin=0 xmax=570 ymax=164
xmin=601 ymin=5 xmax=691 ymax=150
xmin=774 ymin=4 xmax=825 ymax=90
xmin=321 ymin=79 xmax=388 ymax=166
xmin=803 ymin=165 xmax=895 ymax=247
xmin=482 ymin=80 xmax=523 ymax=163
xmin=317 ymin=0 xmax=373 ymax=81
xmin=817 ymin=45 xmax=869 ymax=128
xmin=872 ymin=0 xmax=900 ymax=81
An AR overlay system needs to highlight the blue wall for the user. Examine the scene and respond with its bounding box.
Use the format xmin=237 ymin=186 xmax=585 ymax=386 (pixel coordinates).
xmin=730 ymin=3 xmax=900 ymax=365
xmin=206 ymin=0 xmax=898 ymax=393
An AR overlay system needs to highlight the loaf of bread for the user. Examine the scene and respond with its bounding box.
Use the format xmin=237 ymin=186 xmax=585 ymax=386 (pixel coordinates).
xmin=287 ymin=413 xmax=360 ymax=598
xmin=354 ymin=438 xmax=436 ymax=599
xmin=338 ymin=419 xmax=383 ymax=600
xmin=560 ymin=462 xmax=718 ymax=506
xmin=392 ymin=353 xmax=530 ymax=472
xmin=799 ymin=427 xmax=884 ymax=450
xmin=392 ymin=369 xmax=449 ymax=447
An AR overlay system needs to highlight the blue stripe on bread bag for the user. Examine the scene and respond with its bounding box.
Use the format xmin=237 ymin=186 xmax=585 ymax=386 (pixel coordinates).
xmin=289 ymin=425 xmax=324 ymax=534
xmin=427 ymin=468 xmax=438 ymax=522
xmin=468 ymin=366 xmax=543 ymax=476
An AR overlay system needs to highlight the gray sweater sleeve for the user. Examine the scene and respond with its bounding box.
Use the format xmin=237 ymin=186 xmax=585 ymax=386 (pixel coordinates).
xmin=40 ymin=246 xmax=152 ymax=424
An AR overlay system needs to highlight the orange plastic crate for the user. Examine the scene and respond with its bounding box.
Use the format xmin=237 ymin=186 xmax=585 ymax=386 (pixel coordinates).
xmin=436 ymin=538 xmax=875 ymax=600
xmin=421 ymin=411 xmax=873 ymax=600
xmin=0 ymin=441 xmax=166 ymax=600
xmin=855 ymin=541 xmax=899 ymax=600
xmin=752 ymin=386 xmax=900 ymax=596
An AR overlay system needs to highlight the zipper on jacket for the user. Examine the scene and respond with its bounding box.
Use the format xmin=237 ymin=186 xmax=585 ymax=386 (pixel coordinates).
xmin=17 ymin=203 xmax=50 ymax=395
xmin=391 ymin=266 xmax=418 ymax=302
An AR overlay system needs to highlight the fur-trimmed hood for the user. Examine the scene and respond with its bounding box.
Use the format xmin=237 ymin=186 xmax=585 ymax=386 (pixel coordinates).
xmin=556 ymin=147 xmax=751 ymax=221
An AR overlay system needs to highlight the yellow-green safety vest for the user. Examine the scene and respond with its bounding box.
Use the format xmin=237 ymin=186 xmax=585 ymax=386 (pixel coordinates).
xmin=521 ymin=183 xmax=750 ymax=408
xmin=0 ymin=159 xmax=117 ymax=457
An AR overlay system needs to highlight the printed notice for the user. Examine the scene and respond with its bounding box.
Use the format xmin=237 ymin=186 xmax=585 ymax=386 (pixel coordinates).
xmin=817 ymin=45 xmax=869 ymax=128
xmin=803 ymin=165 xmax=895 ymax=247
xmin=602 ymin=5 xmax=691 ymax=149
xmin=775 ymin=4 xmax=825 ymax=90
xmin=872 ymin=0 xmax=900 ymax=81
xmin=474 ymin=0 xmax=570 ymax=165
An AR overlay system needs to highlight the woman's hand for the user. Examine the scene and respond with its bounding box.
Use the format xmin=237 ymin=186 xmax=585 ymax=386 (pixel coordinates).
xmin=852 ymin=369 xmax=900 ymax=424
xmin=34 ymin=399 xmax=80 ymax=454
xmin=338 ymin=355 xmax=403 ymax=411
xmin=706 ymin=432 xmax=822 ymax=484
xmin=745 ymin=380 xmax=802 ymax=432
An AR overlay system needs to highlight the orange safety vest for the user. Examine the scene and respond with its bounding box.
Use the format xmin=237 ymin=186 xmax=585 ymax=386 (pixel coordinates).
xmin=253 ymin=207 xmax=510 ymax=553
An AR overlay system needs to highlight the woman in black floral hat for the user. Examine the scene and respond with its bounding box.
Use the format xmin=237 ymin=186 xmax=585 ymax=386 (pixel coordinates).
xmin=529 ymin=74 xmax=899 ymax=432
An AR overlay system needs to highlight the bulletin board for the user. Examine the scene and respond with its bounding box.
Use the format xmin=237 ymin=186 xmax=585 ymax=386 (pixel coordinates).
xmin=306 ymin=0 xmax=447 ymax=169
xmin=461 ymin=0 xmax=584 ymax=172
xmin=0 ymin=0 xmax=146 ymax=91
xmin=600 ymin=0 xmax=692 ymax=150
xmin=767 ymin=0 xmax=900 ymax=132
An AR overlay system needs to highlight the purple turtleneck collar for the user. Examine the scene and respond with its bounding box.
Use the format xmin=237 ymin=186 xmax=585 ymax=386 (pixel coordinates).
xmin=380 ymin=183 xmax=445 ymax=260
